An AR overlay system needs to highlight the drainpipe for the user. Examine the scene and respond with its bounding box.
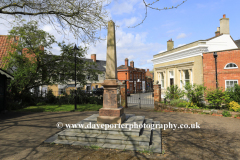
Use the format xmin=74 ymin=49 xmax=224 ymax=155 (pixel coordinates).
xmin=213 ymin=52 xmax=218 ymax=89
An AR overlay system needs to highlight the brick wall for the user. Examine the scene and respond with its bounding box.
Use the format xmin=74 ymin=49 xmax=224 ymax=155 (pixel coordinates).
xmin=203 ymin=49 xmax=240 ymax=90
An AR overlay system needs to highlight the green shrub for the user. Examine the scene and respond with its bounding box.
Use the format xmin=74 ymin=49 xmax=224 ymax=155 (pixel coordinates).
xmin=226 ymin=84 xmax=240 ymax=104
xmin=222 ymin=111 xmax=232 ymax=117
xmin=170 ymin=99 xmax=188 ymax=106
xmin=234 ymin=114 xmax=240 ymax=118
xmin=37 ymin=102 xmax=47 ymax=106
xmin=177 ymin=102 xmax=188 ymax=108
xmin=228 ymin=101 xmax=240 ymax=112
xmin=185 ymin=102 xmax=199 ymax=109
xmin=165 ymin=85 xmax=185 ymax=100
xmin=205 ymin=88 xmax=230 ymax=109
xmin=184 ymin=83 xmax=206 ymax=107
xmin=46 ymin=89 xmax=56 ymax=104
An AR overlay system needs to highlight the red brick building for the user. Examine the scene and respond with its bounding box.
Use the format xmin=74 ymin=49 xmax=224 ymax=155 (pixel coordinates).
xmin=145 ymin=69 xmax=153 ymax=91
xmin=203 ymin=49 xmax=240 ymax=90
xmin=117 ymin=58 xmax=147 ymax=93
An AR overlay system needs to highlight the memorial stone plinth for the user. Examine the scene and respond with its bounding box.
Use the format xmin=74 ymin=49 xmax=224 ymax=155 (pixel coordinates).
xmin=97 ymin=20 xmax=126 ymax=124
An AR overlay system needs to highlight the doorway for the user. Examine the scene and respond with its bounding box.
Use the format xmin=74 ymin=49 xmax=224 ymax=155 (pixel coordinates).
xmin=170 ymin=78 xmax=174 ymax=86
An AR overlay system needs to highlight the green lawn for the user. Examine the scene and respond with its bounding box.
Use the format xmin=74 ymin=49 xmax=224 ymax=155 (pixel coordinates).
xmin=16 ymin=104 xmax=102 ymax=112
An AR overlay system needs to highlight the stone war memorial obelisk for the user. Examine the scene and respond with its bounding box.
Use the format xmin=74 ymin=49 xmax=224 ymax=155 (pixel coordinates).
xmin=44 ymin=20 xmax=161 ymax=154
xmin=97 ymin=20 xmax=126 ymax=124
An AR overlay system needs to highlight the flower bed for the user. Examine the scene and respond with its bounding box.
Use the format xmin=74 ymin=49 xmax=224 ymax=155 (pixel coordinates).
xmin=155 ymin=102 xmax=240 ymax=118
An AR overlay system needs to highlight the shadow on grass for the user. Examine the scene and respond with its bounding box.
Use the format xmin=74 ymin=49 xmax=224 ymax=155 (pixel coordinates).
xmin=14 ymin=104 xmax=102 ymax=112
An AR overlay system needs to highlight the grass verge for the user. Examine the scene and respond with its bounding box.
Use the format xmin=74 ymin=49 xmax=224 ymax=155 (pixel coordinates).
xmin=15 ymin=104 xmax=102 ymax=112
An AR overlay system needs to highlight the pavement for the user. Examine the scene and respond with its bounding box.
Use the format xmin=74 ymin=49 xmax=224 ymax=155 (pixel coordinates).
xmin=0 ymin=107 xmax=240 ymax=159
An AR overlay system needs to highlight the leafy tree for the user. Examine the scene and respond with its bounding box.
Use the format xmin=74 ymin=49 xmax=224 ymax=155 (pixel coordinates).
xmin=184 ymin=83 xmax=206 ymax=107
xmin=165 ymin=85 xmax=184 ymax=100
xmin=3 ymin=20 xmax=102 ymax=104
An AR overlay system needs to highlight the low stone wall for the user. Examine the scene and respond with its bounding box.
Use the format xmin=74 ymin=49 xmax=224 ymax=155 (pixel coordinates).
xmin=155 ymin=103 xmax=240 ymax=119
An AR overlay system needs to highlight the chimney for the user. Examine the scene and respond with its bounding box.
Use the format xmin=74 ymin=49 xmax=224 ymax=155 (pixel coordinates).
xmin=130 ymin=61 xmax=134 ymax=69
xmin=220 ymin=14 xmax=229 ymax=34
xmin=91 ymin=54 xmax=96 ymax=62
xmin=167 ymin=39 xmax=174 ymax=51
xmin=215 ymin=27 xmax=220 ymax=36
xmin=147 ymin=69 xmax=149 ymax=72
xmin=125 ymin=58 xmax=128 ymax=66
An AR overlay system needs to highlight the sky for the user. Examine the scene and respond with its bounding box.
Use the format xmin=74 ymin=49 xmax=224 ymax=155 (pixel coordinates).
xmin=1 ymin=0 xmax=240 ymax=71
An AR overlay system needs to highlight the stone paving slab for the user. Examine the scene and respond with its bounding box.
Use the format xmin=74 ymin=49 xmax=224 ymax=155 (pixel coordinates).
xmin=145 ymin=119 xmax=153 ymax=124
xmin=124 ymin=116 xmax=145 ymax=125
xmin=72 ymin=141 xmax=104 ymax=147
xmin=46 ymin=115 xmax=161 ymax=154
xmin=105 ymin=134 xmax=129 ymax=140
xmin=97 ymin=138 xmax=123 ymax=144
xmin=96 ymin=133 xmax=108 ymax=139
xmin=140 ymin=129 xmax=151 ymax=138
xmin=125 ymin=144 xmax=149 ymax=151
xmin=53 ymin=139 xmax=74 ymax=145
xmin=125 ymin=114 xmax=135 ymax=120
xmin=75 ymin=133 xmax=100 ymax=138
xmin=102 ymin=143 xmax=126 ymax=150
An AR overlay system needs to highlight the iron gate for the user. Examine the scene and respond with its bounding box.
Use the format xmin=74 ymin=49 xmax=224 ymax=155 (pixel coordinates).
xmin=127 ymin=91 xmax=154 ymax=107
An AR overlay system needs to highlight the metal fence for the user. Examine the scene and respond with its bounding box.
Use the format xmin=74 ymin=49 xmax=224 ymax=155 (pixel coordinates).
xmin=30 ymin=89 xmax=103 ymax=105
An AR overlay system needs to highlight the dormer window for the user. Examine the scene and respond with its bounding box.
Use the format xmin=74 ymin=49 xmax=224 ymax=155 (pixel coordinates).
xmin=224 ymin=63 xmax=238 ymax=69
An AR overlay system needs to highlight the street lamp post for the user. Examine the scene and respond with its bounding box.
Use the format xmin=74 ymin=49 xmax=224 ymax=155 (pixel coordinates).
xmin=72 ymin=44 xmax=79 ymax=110
xmin=213 ymin=52 xmax=218 ymax=89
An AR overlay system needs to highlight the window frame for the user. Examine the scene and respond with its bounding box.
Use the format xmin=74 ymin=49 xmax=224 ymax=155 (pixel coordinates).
xmin=130 ymin=83 xmax=133 ymax=91
xmin=184 ymin=70 xmax=190 ymax=85
xmin=225 ymin=80 xmax=238 ymax=90
xmin=160 ymin=72 xmax=164 ymax=89
xmin=224 ymin=63 xmax=238 ymax=69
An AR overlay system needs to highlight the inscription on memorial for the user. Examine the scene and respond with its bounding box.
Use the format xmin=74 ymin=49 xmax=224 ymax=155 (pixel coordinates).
xmin=103 ymin=90 xmax=117 ymax=108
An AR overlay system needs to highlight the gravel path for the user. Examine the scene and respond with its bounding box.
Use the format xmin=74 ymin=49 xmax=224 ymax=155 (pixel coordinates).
xmin=0 ymin=107 xmax=239 ymax=160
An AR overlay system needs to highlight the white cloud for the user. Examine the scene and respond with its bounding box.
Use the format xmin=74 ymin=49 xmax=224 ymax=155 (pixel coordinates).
xmin=128 ymin=55 xmax=134 ymax=60
xmin=177 ymin=33 xmax=187 ymax=39
xmin=87 ymin=28 xmax=164 ymax=69
xmin=159 ymin=49 xmax=167 ymax=53
xmin=111 ymin=1 xmax=135 ymax=15
xmin=117 ymin=17 xmax=138 ymax=27
xmin=178 ymin=44 xmax=186 ymax=47
xmin=147 ymin=59 xmax=152 ymax=63
xmin=42 ymin=25 xmax=52 ymax=32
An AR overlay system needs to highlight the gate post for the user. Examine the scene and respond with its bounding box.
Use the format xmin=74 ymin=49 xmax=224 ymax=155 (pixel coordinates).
xmin=153 ymin=84 xmax=161 ymax=110
xmin=120 ymin=84 xmax=128 ymax=108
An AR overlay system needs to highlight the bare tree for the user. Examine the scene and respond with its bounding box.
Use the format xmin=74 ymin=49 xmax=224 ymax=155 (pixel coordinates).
xmin=129 ymin=0 xmax=188 ymax=28
xmin=0 ymin=0 xmax=188 ymax=42
xmin=0 ymin=0 xmax=110 ymax=42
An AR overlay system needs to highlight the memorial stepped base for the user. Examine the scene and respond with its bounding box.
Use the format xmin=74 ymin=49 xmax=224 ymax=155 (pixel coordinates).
xmin=44 ymin=114 xmax=162 ymax=153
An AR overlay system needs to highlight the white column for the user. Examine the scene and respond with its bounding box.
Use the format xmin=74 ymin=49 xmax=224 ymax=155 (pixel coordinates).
xmin=188 ymin=69 xmax=193 ymax=86
xmin=158 ymin=72 xmax=160 ymax=84
xmin=183 ymin=70 xmax=185 ymax=86
xmin=164 ymin=71 xmax=166 ymax=89
xmin=179 ymin=70 xmax=182 ymax=89
xmin=191 ymin=69 xmax=193 ymax=85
